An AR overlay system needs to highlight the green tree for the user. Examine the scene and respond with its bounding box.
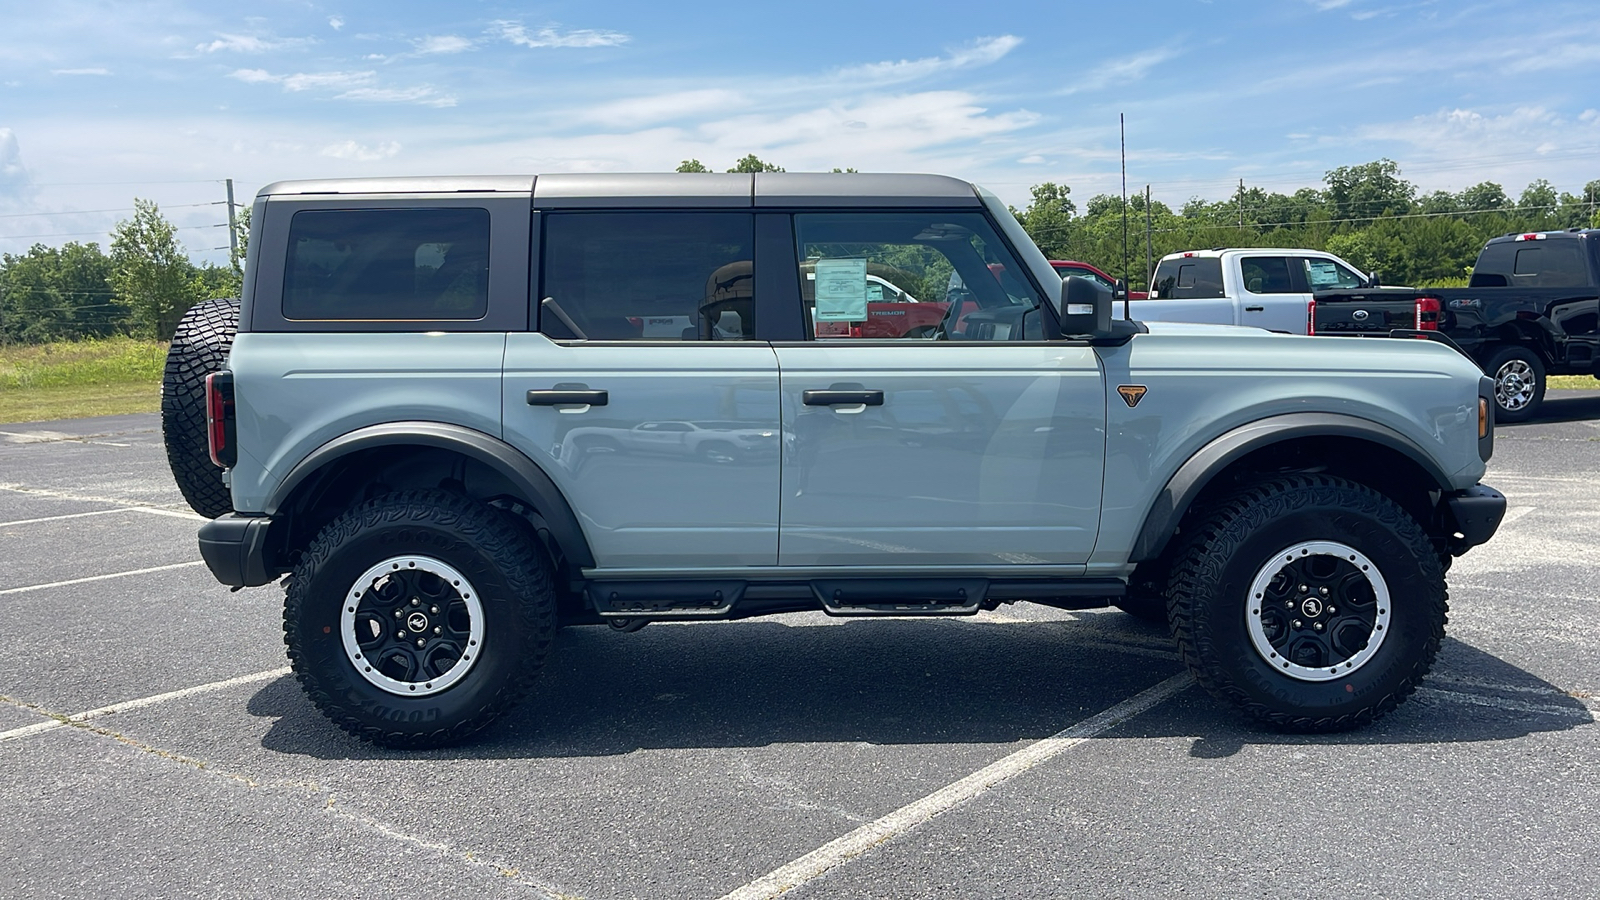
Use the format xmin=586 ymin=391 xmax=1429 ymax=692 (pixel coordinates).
xmin=1324 ymin=159 xmax=1415 ymax=222
xmin=109 ymin=199 xmax=202 ymax=339
xmin=0 ymin=242 xmax=119 ymax=343
xmin=727 ymin=154 xmax=784 ymax=173
xmin=676 ymin=159 xmax=711 ymax=173
xmin=1014 ymin=182 xmax=1076 ymax=258
xmin=1457 ymin=181 xmax=1510 ymax=213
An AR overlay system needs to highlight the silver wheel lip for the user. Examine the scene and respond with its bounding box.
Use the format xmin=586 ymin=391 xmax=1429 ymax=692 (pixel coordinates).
xmin=1494 ymin=359 xmax=1536 ymax=411
xmin=1245 ymin=540 xmax=1391 ymax=683
xmin=340 ymin=555 xmax=485 ymax=697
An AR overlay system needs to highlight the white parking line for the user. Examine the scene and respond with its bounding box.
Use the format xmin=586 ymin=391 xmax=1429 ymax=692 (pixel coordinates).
xmin=718 ymin=672 xmax=1196 ymax=900
xmin=0 ymin=560 xmax=206 ymax=596
xmin=0 ymin=508 xmax=139 ymax=529
xmin=0 ymin=666 xmax=291 ymax=743
xmin=0 ymin=483 xmax=202 ymax=518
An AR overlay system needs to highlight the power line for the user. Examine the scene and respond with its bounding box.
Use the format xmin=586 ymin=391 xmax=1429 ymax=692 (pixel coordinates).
xmin=0 ymin=223 xmax=227 ymax=240
xmin=0 ymin=201 xmax=226 ymax=220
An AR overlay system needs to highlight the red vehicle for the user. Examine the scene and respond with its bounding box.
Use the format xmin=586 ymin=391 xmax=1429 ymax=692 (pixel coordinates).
xmin=1050 ymin=260 xmax=1147 ymax=300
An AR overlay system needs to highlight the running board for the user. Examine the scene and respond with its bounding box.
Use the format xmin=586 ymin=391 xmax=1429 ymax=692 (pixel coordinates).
xmin=812 ymin=578 xmax=986 ymax=616
xmin=587 ymin=580 xmax=745 ymax=617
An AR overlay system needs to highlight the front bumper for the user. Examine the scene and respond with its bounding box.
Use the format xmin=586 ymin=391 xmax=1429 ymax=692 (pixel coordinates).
xmin=197 ymin=513 xmax=279 ymax=587
xmin=1442 ymin=483 xmax=1506 ymax=554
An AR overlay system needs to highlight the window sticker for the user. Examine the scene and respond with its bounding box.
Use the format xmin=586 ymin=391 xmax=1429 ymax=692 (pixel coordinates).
xmin=814 ymin=257 xmax=869 ymax=322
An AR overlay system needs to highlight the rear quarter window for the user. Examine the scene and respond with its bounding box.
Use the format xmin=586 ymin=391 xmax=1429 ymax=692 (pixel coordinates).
xmin=283 ymin=208 xmax=490 ymax=320
xmin=1476 ymin=238 xmax=1594 ymax=288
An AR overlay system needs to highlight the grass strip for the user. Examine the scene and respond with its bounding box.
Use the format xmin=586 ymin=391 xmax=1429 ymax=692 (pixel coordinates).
xmin=0 ymin=338 xmax=166 ymax=423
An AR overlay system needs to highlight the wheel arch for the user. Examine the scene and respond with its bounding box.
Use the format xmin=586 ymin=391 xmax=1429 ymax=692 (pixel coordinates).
xmin=1129 ymin=413 xmax=1452 ymax=564
xmin=266 ymin=421 xmax=595 ymax=569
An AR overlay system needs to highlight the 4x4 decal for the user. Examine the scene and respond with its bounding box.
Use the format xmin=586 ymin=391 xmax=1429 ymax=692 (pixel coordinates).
xmin=1118 ymin=384 xmax=1148 ymax=408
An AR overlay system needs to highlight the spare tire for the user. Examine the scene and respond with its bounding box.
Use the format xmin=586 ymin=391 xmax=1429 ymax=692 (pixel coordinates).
xmin=161 ymin=297 xmax=240 ymax=518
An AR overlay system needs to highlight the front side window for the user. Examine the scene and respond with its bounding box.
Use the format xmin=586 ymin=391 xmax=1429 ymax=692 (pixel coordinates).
xmin=1303 ymin=257 xmax=1363 ymax=291
xmin=283 ymin=208 xmax=489 ymax=321
xmin=1240 ymin=257 xmax=1294 ymax=293
xmin=1053 ymin=264 xmax=1114 ymax=289
xmin=540 ymin=212 xmax=755 ymax=341
xmin=795 ymin=212 xmax=1043 ymax=341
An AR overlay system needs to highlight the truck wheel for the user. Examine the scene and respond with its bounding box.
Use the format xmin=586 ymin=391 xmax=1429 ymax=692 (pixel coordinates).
xmin=1485 ymin=345 xmax=1544 ymax=423
xmin=160 ymin=297 xmax=240 ymax=518
xmin=283 ymin=490 xmax=556 ymax=748
xmin=1168 ymin=475 xmax=1447 ymax=732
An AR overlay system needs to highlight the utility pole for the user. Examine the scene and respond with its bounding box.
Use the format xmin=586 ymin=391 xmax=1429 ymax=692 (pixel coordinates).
xmin=1238 ymin=179 xmax=1245 ymax=231
xmin=1145 ymin=184 xmax=1153 ymax=285
xmin=225 ymin=179 xmax=239 ymax=273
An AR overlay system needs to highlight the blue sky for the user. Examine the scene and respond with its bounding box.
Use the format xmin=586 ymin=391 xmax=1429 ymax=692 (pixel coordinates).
xmin=2 ymin=0 xmax=1598 ymax=264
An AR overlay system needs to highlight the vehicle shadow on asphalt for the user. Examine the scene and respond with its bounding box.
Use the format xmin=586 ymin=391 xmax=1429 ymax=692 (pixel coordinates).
xmin=1506 ymin=390 xmax=1600 ymax=426
xmin=246 ymin=619 xmax=1589 ymax=760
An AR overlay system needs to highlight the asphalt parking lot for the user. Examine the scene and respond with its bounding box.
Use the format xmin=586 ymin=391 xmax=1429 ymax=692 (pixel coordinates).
xmin=1 ymin=400 xmax=1597 ymax=900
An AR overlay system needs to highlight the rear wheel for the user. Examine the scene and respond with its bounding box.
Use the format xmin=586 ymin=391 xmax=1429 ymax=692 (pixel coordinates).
xmin=1485 ymin=344 xmax=1545 ymax=424
xmin=284 ymin=490 xmax=556 ymax=748
xmin=1168 ymin=475 xmax=1447 ymax=732
xmin=160 ymin=297 xmax=240 ymax=518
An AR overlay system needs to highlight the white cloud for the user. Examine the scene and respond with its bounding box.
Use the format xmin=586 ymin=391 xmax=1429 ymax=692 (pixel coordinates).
xmin=196 ymin=33 xmax=314 ymax=54
xmin=491 ymin=21 xmax=630 ymax=49
xmin=581 ymin=89 xmax=749 ymax=127
xmin=328 ymin=16 xmax=344 ymax=31
xmin=321 ymin=140 xmax=401 ymax=161
xmin=229 ymin=68 xmax=454 ymax=106
xmin=1061 ymin=45 xmax=1181 ymax=94
xmin=836 ymin=35 xmax=1022 ymax=85
xmin=50 ymin=68 xmax=111 ymax=76
xmin=1309 ymin=0 xmax=1355 ymax=9
xmin=415 ymin=35 xmax=473 ymax=54
xmin=0 ymin=128 xmax=31 ymax=195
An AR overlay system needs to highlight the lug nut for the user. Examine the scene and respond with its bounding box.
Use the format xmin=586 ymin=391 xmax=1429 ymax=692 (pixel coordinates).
xmin=1328 ymin=606 xmax=1337 ymax=615
xmin=431 ymin=606 xmax=439 ymax=614
xmin=396 ymin=632 xmax=405 ymax=640
xmin=410 ymin=598 xmax=420 ymax=607
xmin=1320 ymin=587 xmax=1330 ymax=596
xmin=416 ymin=639 xmax=425 ymax=648
xmin=1293 ymin=619 xmax=1303 ymax=628
xmin=433 ymin=627 xmax=442 ymax=635
xmin=394 ymin=609 xmax=403 ymax=618
xmin=1314 ymin=622 xmax=1324 ymax=631
xmin=1299 ymin=584 xmax=1308 ymax=593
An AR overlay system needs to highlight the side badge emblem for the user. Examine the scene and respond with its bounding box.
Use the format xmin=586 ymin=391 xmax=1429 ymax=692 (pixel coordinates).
xmin=1118 ymin=385 xmax=1148 ymax=408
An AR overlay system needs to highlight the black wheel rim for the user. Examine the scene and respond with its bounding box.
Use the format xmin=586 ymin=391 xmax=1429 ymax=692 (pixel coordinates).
xmin=340 ymin=555 xmax=484 ymax=696
xmin=1246 ymin=541 xmax=1391 ymax=682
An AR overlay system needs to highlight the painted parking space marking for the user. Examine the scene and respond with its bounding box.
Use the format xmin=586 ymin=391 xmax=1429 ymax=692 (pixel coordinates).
xmin=0 ymin=666 xmax=291 ymax=743
xmin=0 ymin=507 xmax=141 ymax=529
xmin=0 ymin=483 xmax=203 ymax=518
xmin=718 ymin=672 xmax=1196 ymax=900
xmin=0 ymin=560 xmax=206 ymax=596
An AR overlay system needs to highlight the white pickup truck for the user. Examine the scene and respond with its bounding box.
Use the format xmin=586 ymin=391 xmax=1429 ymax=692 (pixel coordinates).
xmin=1135 ymin=248 xmax=1376 ymax=334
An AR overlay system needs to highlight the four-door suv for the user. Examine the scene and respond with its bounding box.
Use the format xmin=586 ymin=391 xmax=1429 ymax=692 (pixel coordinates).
xmin=176 ymin=173 xmax=1505 ymax=748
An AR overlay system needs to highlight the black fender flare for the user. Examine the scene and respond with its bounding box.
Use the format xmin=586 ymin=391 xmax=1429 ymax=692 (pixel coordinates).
xmin=1129 ymin=412 xmax=1452 ymax=563
xmin=266 ymin=421 xmax=596 ymax=568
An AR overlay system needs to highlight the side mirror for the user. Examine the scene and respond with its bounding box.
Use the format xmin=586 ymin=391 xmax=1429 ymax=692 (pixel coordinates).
xmin=1056 ymin=275 xmax=1111 ymax=339
xmin=1112 ymin=278 xmax=1129 ymax=302
xmin=1365 ymin=271 xmax=1381 ymax=288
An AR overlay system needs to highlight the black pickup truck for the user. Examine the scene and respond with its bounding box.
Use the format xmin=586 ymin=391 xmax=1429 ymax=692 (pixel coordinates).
xmin=1313 ymin=229 xmax=1600 ymax=421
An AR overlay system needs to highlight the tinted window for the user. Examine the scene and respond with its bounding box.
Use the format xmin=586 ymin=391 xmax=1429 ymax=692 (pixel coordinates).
xmin=1511 ymin=243 xmax=1590 ymax=287
xmin=1150 ymin=258 xmax=1224 ymax=299
xmin=1052 ymin=263 xmax=1113 ymax=289
xmin=1240 ymin=257 xmax=1295 ymax=293
xmin=795 ymin=212 xmax=1043 ymax=341
xmin=283 ymin=208 xmax=489 ymax=321
xmin=1303 ymin=257 xmax=1364 ymax=290
xmin=540 ymin=212 xmax=754 ymax=341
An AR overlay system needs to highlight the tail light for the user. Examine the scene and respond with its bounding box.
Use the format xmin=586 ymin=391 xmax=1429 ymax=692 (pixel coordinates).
xmin=1306 ymin=298 xmax=1316 ymax=335
xmin=205 ymin=371 xmax=237 ymax=469
xmin=1415 ymin=296 xmax=1441 ymax=331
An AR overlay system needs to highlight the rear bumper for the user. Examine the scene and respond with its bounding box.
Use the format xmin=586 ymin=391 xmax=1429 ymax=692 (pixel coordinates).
xmin=197 ymin=513 xmax=279 ymax=587
xmin=1442 ymin=483 xmax=1506 ymax=554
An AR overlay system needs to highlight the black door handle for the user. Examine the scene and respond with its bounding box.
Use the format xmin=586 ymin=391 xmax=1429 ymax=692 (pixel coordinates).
xmin=528 ymin=389 xmax=608 ymax=406
xmin=1244 ymin=306 xmax=1265 ymax=312
xmin=803 ymin=390 xmax=884 ymax=406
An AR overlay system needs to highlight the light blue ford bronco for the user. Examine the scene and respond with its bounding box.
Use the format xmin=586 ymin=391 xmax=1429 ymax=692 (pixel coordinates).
xmin=165 ymin=173 xmax=1505 ymax=747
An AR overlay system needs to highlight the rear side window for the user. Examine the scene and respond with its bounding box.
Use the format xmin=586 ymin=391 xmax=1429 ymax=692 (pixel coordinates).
xmin=283 ymin=208 xmax=489 ymax=321
xmin=1150 ymin=258 xmax=1224 ymax=299
xmin=540 ymin=212 xmax=755 ymax=341
xmin=1240 ymin=257 xmax=1294 ymax=293
xmin=1477 ymin=238 xmax=1593 ymax=287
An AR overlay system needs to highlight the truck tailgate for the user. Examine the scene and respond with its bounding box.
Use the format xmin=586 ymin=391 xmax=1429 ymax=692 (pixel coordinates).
xmin=1313 ymin=289 xmax=1423 ymax=336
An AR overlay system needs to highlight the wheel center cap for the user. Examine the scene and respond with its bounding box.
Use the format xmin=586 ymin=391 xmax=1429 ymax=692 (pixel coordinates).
xmin=406 ymin=612 xmax=430 ymax=633
xmin=1301 ymin=597 xmax=1325 ymax=618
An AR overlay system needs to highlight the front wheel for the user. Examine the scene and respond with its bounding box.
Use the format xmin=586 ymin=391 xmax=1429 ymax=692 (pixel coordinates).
xmin=1168 ymin=475 xmax=1447 ymax=732
xmin=1485 ymin=345 xmax=1545 ymax=424
xmin=283 ymin=491 xmax=555 ymax=748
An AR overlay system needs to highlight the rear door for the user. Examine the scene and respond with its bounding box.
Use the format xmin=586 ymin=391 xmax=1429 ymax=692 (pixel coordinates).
xmin=1137 ymin=256 xmax=1236 ymax=325
xmin=773 ymin=209 xmax=1105 ymax=567
xmin=1237 ymin=254 xmax=1310 ymax=333
xmin=501 ymin=210 xmax=781 ymax=570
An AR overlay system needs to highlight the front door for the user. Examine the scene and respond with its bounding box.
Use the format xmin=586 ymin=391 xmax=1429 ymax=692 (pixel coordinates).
xmin=774 ymin=210 xmax=1106 ymax=567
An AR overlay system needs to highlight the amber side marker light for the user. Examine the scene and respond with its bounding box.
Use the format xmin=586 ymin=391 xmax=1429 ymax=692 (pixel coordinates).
xmin=1479 ymin=397 xmax=1489 ymax=438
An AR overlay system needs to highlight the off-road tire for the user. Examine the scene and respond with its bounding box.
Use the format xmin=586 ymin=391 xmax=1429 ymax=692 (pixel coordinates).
xmin=1485 ymin=344 xmax=1545 ymax=424
xmin=160 ymin=297 xmax=240 ymax=518
xmin=1168 ymin=475 xmax=1447 ymax=732
xmin=283 ymin=490 xmax=556 ymax=748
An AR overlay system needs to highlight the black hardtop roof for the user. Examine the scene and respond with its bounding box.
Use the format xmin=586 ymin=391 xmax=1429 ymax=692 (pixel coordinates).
xmin=257 ymin=172 xmax=982 ymax=208
xmin=1484 ymin=228 xmax=1599 ymax=245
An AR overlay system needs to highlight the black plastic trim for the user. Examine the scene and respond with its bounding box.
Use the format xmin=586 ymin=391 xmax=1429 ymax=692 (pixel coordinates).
xmin=1130 ymin=413 xmax=1454 ymax=563
xmin=265 ymin=421 xmax=596 ymax=568
xmin=197 ymin=513 xmax=276 ymax=587
xmin=1442 ymin=483 xmax=1506 ymax=552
